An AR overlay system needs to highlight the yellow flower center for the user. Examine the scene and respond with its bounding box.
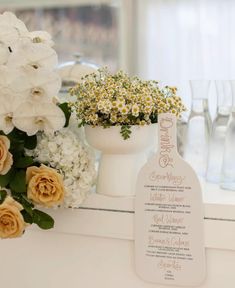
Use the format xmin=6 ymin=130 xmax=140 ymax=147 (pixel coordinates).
xmin=31 ymin=87 xmax=44 ymax=98
xmin=31 ymin=63 xmax=39 ymax=69
xmin=33 ymin=37 xmax=42 ymax=43
xmin=5 ymin=113 xmax=12 ymax=124
xmin=35 ymin=117 xmax=45 ymax=126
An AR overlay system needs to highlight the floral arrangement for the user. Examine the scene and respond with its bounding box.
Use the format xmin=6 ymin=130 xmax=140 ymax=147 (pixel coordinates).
xmin=70 ymin=68 xmax=186 ymax=139
xmin=26 ymin=123 xmax=96 ymax=209
xmin=0 ymin=12 xmax=96 ymax=239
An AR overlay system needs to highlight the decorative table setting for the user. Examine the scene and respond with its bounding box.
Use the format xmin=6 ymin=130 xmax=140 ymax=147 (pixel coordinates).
xmin=1 ymin=11 xmax=235 ymax=288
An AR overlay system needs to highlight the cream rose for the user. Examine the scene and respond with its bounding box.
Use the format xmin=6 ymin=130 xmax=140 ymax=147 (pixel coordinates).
xmin=26 ymin=165 xmax=65 ymax=207
xmin=0 ymin=196 xmax=26 ymax=238
xmin=0 ymin=135 xmax=13 ymax=175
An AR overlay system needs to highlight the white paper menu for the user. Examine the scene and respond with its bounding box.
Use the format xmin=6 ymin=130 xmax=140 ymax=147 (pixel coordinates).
xmin=135 ymin=113 xmax=206 ymax=286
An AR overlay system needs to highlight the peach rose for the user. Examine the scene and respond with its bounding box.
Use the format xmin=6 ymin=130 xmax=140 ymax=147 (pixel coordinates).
xmin=0 ymin=196 xmax=26 ymax=238
xmin=26 ymin=165 xmax=65 ymax=207
xmin=0 ymin=135 xmax=13 ymax=175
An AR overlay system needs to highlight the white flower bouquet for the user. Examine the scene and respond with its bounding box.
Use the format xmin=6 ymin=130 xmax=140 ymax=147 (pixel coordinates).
xmin=0 ymin=12 xmax=63 ymax=135
xmin=0 ymin=12 xmax=96 ymax=239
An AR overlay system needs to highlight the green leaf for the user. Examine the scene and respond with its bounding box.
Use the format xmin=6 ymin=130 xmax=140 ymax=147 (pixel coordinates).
xmin=7 ymin=128 xmax=24 ymax=141
xmin=8 ymin=128 xmax=37 ymax=151
xmin=21 ymin=209 xmax=33 ymax=224
xmin=0 ymin=190 xmax=7 ymax=204
xmin=24 ymin=135 xmax=37 ymax=150
xmin=150 ymin=112 xmax=158 ymax=123
xmin=120 ymin=125 xmax=132 ymax=140
xmin=9 ymin=170 xmax=26 ymax=193
xmin=7 ymin=128 xmax=24 ymax=155
xmin=9 ymin=139 xmax=25 ymax=152
xmin=15 ymin=156 xmax=34 ymax=168
xmin=0 ymin=168 xmax=15 ymax=187
xmin=33 ymin=209 xmax=54 ymax=230
xmin=59 ymin=102 xmax=71 ymax=127
xmin=18 ymin=195 xmax=34 ymax=215
xmin=78 ymin=119 xmax=86 ymax=128
xmin=8 ymin=129 xmax=26 ymax=146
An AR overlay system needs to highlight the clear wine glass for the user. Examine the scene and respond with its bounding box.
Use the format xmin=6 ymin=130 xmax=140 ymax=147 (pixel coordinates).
xmin=183 ymin=80 xmax=212 ymax=177
xmin=220 ymin=80 xmax=235 ymax=190
xmin=206 ymin=80 xmax=232 ymax=183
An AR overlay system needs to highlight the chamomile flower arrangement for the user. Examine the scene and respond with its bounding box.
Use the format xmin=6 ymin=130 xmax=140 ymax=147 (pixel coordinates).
xmin=70 ymin=68 xmax=186 ymax=139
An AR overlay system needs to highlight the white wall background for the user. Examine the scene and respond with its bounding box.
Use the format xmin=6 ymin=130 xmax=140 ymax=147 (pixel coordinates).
xmin=137 ymin=0 xmax=235 ymax=82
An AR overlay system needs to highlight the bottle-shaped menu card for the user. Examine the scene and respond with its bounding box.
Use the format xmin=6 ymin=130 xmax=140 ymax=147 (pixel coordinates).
xmin=135 ymin=113 xmax=206 ymax=286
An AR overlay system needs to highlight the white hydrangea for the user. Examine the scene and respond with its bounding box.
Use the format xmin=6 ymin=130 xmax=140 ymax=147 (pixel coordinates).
xmin=26 ymin=126 xmax=96 ymax=208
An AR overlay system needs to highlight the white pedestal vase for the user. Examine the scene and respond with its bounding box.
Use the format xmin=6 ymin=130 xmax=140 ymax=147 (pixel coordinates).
xmin=85 ymin=124 xmax=157 ymax=197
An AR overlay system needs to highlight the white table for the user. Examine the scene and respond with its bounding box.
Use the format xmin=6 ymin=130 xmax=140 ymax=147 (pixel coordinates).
xmin=1 ymin=182 xmax=235 ymax=288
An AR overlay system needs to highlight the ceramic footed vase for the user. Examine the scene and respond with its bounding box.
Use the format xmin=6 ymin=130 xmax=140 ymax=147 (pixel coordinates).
xmin=85 ymin=124 xmax=157 ymax=197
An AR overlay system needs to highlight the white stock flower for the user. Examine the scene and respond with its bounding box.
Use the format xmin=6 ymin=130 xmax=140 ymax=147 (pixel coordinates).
xmin=0 ymin=25 xmax=21 ymax=47
xmin=0 ymin=65 xmax=19 ymax=91
xmin=7 ymin=39 xmax=58 ymax=70
xmin=0 ymin=66 xmax=29 ymax=133
xmin=0 ymin=93 xmax=21 ymax=134
xmin=9 ymin=66 xmax=61 ymax=102
xmin=0 ymin=12 xmax=28 ymax=48
xmin=0 ymin=12 xmax=63 ymax=136
xmin=0 ymin=43 xmax=10 ymax=65
xmin=13 ymin=101 xmax=65 ymax=136
xmin=29 ymin=31 xmax=54 ymax=47
xmin=0 ymin=12 xmax=28 ymax=35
